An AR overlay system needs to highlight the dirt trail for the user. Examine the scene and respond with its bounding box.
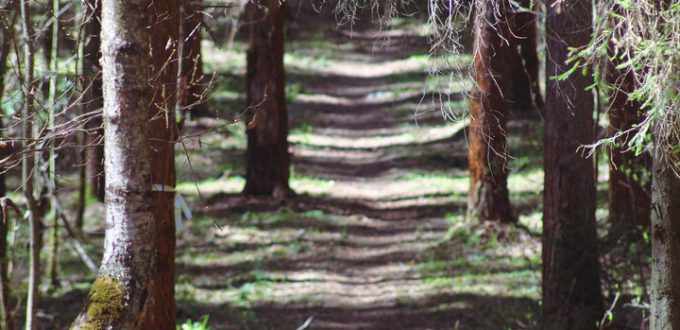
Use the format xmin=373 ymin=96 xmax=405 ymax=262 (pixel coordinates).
xmin=172 ymin=10 xmax=541 ymax=330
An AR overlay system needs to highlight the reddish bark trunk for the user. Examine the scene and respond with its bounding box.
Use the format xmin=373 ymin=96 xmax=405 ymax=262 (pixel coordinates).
xmin=179 ymin=0 xmax=207 ymax=117
xmin=542 ymin=0 xmax=603 ymax=328
xmin=139 ymin=0 xmax=179 ymax=328
xmin=467 ymin=0 xmax=515 ymax=223
xmin=243 ymin=0 xmax=292 ymax=198
xmin=82 ymin=0 xmax=105 ymax=203
xmin=607 ymin=45 xmax=651 ymax=237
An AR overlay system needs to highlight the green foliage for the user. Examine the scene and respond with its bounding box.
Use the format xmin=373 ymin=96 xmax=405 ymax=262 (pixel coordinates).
xmin=178 ymin=316 xmax=211 ymax=330
xmin=572 ymin=0 xmax=680 ymax=162
xmin=285 ymin=82 xmax=303 ymax=102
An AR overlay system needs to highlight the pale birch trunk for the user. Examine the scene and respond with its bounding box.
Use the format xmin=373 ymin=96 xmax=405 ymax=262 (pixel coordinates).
xmin=71 ymin=0 xmax=155 ymax=326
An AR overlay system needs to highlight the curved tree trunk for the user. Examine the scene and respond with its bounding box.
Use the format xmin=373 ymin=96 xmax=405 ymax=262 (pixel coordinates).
xmin=82 ymin=0 xmax=105 ymax=203
xmin=71 ymin=0 xmax=155 ymax=327
xmin=467 ymin=0 xmax=515 ymax=223
xmin=542 ymin=0 xmax=603 ymax=328
xmin=243 ymin=0 xmax=292 ymax=198
xmin=139 ymin=0 xmax=180 ymax=327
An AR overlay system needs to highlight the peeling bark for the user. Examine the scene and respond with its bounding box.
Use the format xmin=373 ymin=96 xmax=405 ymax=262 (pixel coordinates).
xmin=466 ymin=0 xmax=515 ymax=223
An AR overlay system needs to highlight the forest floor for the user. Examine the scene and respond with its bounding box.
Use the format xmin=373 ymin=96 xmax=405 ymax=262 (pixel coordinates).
xmin=38 ymin=5 xmax=646 ymax=330
xmin=168 ymin=9 xmax=544 ymax=330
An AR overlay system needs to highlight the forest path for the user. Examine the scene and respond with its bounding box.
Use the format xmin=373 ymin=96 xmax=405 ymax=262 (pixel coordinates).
xmin=173 ymin=8 xmax=542 ymax=330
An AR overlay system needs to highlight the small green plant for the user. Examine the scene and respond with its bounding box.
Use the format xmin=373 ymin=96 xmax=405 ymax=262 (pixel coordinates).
xmin=285 ymin=82 xmax=303 ymax=102
xmin=178 ymin=315 xmax=211 ymax=330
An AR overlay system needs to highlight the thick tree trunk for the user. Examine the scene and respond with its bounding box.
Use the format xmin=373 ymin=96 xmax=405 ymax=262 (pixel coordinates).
xmin=71 ymin=0 xmax=155 ymax=327
xmin=542 ymin=0 xmax=603 ymax=328
xmin=139 ymin=0 xmax=179 ymax=327
xmin=243 ymin=0 xmax=292 ymax=198
xmin=607 ymin=64 xmax=651 ymax=237
xmin=82 ymin=0 xmax=105 ymax=203
xmin=511 ymin=0 xmax=543 ymax=113
xmin=649 ymin=126 xmax=680 ymax=329
xmin=466 ymin=0 xmax=515 ymax=223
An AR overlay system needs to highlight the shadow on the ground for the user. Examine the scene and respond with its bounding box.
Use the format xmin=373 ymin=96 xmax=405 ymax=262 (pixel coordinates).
xmin=175 ymin=292 xmax=539 ymax=330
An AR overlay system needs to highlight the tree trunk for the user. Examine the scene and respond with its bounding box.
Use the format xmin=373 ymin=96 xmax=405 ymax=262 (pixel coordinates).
xmin=243 ymin=0 xmax=292 ymax=198
xmin=466 ymin=0 xmax=515 ymax=223
xmin=47 ymin=0 xmax=61 ymax=290
xmin=0 ymin=199 xmax=20 ymax=330
xmin=178 ymin=0 xmax=207 ymax=117
xmin=82 ymin=0 xmax=105 ymax=203
xmin=0 ymin=0 xmax=15 ymax=200
xmin=607 ymin=64 xmax=651 ymax=237
xmin=19 ymin=1 xmax=44 ymax=328
xmin=542 ymin=0 xmax=603 ymax=328
xmin=511 ymin=0 xmax=543 ymax=114
xmin=71 ymin=0 xmax=155 ymax=326
xmin=650 ymin=129 xmax=680 ymax=329
xmin=0 ymin=203 xmax=11 ymax=330
xmin=139 ymin=0 xmax=180 ymax=327
xmin=0 ymin=6 xmax=15 ymax=328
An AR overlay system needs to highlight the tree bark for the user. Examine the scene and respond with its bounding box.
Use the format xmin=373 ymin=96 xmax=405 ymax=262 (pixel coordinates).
xmin=243 ymin=0 xmax=292 ymax=198
xmin=0 ymin=6 xmax=15 ymax=328
xmin=0 ymin=4 xmax=12 ymax=201
xmin=466 ymin=0 xmax=515 ymax=223
xmin=0 ymin=203 xmax=11 ymax=330
xmin=0 ymin=199 xmax=20 ymax=330
xmin=82 ymin=0 xmax=105 ymax=203
xmin=607 ymin=62 xmax=651 ymax=237
xmin=47 ymin=0 xmax=61 ymax=290
xmin=542 ymin=0 xmax=603 ymax=328
xmin=650 ymin=126 xmax=680 ymax=329
xmin=19 ymin=1 xmax=44 ymax=328
xmin=511 ymin=0 xmax=543 ymax=113
xmin=178 ymin=0 xmax=207 ymax=117
xmin=139 ymin=0 xmax=180 ymax=327
xmin=71 ymin=0 xmax=155 ymax=326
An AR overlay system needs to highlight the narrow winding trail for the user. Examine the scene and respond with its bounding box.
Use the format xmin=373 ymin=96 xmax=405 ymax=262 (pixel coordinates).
xmin=174 ymin=8 xmax=542 ymax=330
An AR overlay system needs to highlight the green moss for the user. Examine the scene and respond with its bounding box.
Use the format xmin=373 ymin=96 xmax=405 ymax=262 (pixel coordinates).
xmin=78 ymin=276 xmax=127 ymax=330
